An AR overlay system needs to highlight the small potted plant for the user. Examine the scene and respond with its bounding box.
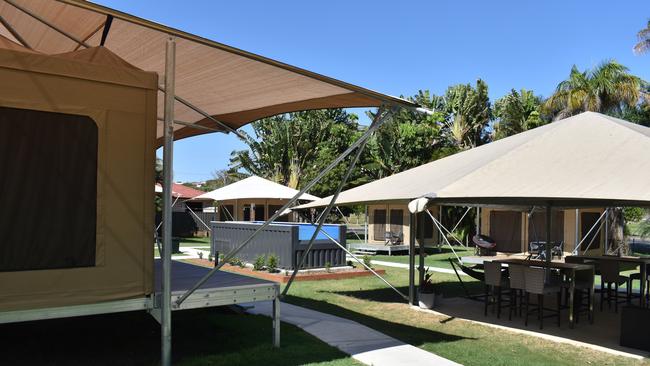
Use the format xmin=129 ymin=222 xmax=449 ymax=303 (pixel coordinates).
xmin=418 ymin=268 xmax=436 ymax=309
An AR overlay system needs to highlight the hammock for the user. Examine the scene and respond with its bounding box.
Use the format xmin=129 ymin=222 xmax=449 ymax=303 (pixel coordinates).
xmin=448 ymin=258 xmax=486 ymax=300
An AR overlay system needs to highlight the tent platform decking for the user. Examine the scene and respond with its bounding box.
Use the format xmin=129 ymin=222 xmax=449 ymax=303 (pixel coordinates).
xmin=0 ymin=260 xmax=281 ymax=347
xmin=154 ymin=259 xmax=280 ymax=311
xmin=348 ymin=242 xmax=410 ymax=256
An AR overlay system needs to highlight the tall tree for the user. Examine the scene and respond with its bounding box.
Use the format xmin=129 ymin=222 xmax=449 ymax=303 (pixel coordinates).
xmin=634 ymin=19 xmax=650 ymax=54
xmin=493 ymin=89 xmax=546 ymax=139
xmin=229 ymin=109 xmax=362 ymax=197
xmin=442 ymin=79 xmax=492 ymax=149
xmin=545 ymin=61 xmax=643 ymax=119
xmin=364 ymin=90 xmax=448 ymax=179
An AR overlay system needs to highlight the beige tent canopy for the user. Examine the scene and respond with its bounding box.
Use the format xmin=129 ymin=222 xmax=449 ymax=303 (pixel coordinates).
xmin=0 ymin=0 xmax=417 ymax=145
xmin=298 ymin=112 xmax=650 ymax=209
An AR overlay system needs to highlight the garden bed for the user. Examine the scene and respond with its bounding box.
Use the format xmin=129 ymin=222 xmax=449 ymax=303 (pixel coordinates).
xmin=184 ymin=259 xmax=385 ymax=283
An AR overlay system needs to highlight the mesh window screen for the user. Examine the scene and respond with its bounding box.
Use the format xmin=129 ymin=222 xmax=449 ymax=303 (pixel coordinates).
xmin=0 ymin=107 xmax=97 ymax=271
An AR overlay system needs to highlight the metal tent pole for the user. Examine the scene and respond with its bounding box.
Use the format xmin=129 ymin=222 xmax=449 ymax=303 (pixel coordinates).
xmin=604 ymin=208 xmax=609 ymax=254
xmin=408 ymin=213 xmax=416 ymax=305
xmin=418 ymin=212 xmax=425 ymax=289
xmin=161 ymin=36 xmax=176 ymax=366
xmin=545 ymin=203 xmax=552 ymax=282
xmin=364 ymin=205 xmax=369 ymax=243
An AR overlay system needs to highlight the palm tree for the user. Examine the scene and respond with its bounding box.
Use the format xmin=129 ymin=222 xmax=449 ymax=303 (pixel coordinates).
xmin=634 ymin=20 xmax=650 ymax=54
xmin=545 ymin=61 xmax=643 ymax=119
xmin=443 ymin=79 xmax=492 ymax=148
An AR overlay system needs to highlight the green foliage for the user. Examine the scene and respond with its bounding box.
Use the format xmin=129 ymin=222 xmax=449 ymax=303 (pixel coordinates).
xmin=419 ymin=268 xmax=436 ymax=294
xmin=442 ymin=79 xmax=492 ymax=149
xmin=227 ymin=257 xmax=244 ymax=268
xmin=362 ymin=255 xmax=373 ymax=270
xmin=624 ymin=207 xmax=646 ymax=223
xmin=253 ymin=254 xmax=266 ymax=271
xmin=267 ymin=253 xmax=279 ymax=273
xmin=325 ymin=261 xmax=332 ymax=273
xmin=229 ymin=109 xmax=363 ymax=197
xmin=493 ymin=89 xmax=547 ymax=139
xmin=545 ymin=61 xmax=643 ymax=119
xmin=446 ymin=227 xmax=468 ymax=244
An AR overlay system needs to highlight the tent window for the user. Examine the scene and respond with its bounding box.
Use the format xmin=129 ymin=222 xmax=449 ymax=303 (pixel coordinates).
xmin=219 ymin=205 xmax=234 ymax=221
xmin=254 ymin=205 xmax=265 ymax=221
xmin=373 ymin=209 xmax=386 ymax=241
xmin=390 ymin=209 xmax=403 ymax=235
xmin=269 ymin=205 xmax=288 ymax=222
xmin=0 ymin=106 xmax=97 ymax=272
xmin=490 ymin=211 xmax=522 ymax=253
xmin=581 ymin=212 xmax=601 ymax=250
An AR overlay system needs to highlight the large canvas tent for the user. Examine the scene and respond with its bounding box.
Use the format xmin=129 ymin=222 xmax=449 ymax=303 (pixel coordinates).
xmin=0 ymin=36 xmax=157 ymax=311
xmin=0 ymin=1 xmax=418 ymax=364
xmin=195 ymin=176 xmax=320 ymax=222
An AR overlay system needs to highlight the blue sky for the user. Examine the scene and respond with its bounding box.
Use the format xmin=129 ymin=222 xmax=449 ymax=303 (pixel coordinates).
xmin=99 ymin=0 xmax=650 ymax=182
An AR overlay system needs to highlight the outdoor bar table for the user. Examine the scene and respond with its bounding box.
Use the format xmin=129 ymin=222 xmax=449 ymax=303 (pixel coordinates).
xmin=566 ymin=255 xmax=650 ymax=307
xmin=492 ymin=258 xmax=595 ymax=329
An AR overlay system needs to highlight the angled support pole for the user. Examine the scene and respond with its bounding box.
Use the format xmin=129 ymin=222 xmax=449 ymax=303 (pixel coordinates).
xmin=174 ymin=106 xmax=396 ymax=306
xmin=282 ymin=108 xmax=391 ymax=297
xmin=0 ymin=15 xmax=31 ymax=49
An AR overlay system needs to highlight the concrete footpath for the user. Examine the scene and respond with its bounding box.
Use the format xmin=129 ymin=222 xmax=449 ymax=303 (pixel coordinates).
xmin=369 ymin=259 xmax=467 ymax=276
xmin=247 ymin=301 xmax=461 ymax=366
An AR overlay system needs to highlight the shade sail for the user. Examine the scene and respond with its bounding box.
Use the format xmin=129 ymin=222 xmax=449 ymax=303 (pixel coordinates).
xmin=298 ymin=112 xmax=650 ymax=209
xmin=0 ymin=0 xmax=417 ymax=144
xmin=195 ymin=176 xmax=320 ymax=202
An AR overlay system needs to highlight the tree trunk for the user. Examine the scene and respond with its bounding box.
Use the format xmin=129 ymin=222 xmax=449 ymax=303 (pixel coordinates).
xmin=608 ymin=208 xmax=626 ymax=255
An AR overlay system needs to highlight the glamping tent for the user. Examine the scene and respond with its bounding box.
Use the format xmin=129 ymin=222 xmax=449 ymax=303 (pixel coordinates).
xmin=297 ymin=112 xmax=650 ymax=302
xmin=0 ymin=36 xmax=157 ymax=312
xmin=0 ymin=1 xmax=419 ymax=364
xmin=195 ymin=175 xmax=320 ymax=222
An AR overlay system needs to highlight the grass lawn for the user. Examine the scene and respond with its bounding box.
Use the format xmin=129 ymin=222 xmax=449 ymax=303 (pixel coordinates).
xmin=372 ymin=246 xmax=475 ymax=269
xmin=179 ymin=236 xmax=211 ymax=247
xmin=283 ymin=265 xmax=649 ymax=366
xmin=0 ymin=307 xmax=360 ymax=366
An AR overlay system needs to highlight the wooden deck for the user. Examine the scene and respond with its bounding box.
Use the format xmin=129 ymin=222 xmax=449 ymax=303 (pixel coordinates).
xmin=348 ymin=242 xmax=410 ymax=256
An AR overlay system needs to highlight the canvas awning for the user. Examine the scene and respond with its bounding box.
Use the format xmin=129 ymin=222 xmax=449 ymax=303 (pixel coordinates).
xmin=0 ymin=0 xmax=417 ymax=145
xmin=297 ymin=112 xmax=650 ymax=209
xmin=195 ymin=176 xmax=320 ymax=202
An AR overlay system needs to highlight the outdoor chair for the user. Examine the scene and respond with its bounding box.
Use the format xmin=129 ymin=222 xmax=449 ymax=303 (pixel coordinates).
xmin=599 ymin=260 xmax=631 ymax=313
xmin=524 ymin=267 xmax=562 ymax=329
xmin=384 ymin=231 xmax=403 ymax=245
xmin=484 ymin=262 xmax=509 ymax=318
xmin=563 ymin=256 xmax=594 ymax=323
xmin=630 ymin=264 xmax=650 ymax=307
xmin=508 ymin=264 xmax=526 ymax=320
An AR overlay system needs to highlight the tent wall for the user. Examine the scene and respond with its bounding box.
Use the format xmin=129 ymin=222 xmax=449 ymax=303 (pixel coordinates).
xmin=0 ymin=47 xmax=157 ymax=311
xmin=218 ymin=199 xmax=298 ymax=222
xmin=480 ymin=207 xmax=604 ymax=254
xmin=367 ymin=203 xmax=439 ymax=245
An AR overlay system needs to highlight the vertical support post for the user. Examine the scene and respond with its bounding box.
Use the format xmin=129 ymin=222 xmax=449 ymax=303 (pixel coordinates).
xmin=545 ymin=203 xmax=552 ymax=282
xmin=418 ymin=212 xmax=425 ymax=289
xmin=604 ymin=208 xmax=609 ymax=254
xmin=161 ymin=36 xmax=176 ymax=366
xmin=364 ymin=205 xmax=369 ymax=244
xmin=475 ymin=207 xmax=481 ymax=236
xmin=273 ymin=287 xmax=281 ymax=348
xmin=574 ymin=209 xmax=579 ymax=254
xmin=408 ymin=213 xmax=416 ymax=305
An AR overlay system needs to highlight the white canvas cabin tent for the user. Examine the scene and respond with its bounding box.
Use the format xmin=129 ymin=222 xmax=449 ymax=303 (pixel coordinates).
xmin=297 ymin=112 xmax=650 ymax=303
xmin=195 ymin=175 xmax=320 ymax=222
xmin=0 ymin=1 xmax=419 ymax=364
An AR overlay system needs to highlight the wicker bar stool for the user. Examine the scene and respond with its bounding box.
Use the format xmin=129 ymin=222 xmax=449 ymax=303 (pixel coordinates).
xmin=524 ymin=266 xmax=562 ymax=329
xmin=484 ymin=261 xmax=509 ymax=318
xmin=508 ymin=264 xmax=526 ymax=320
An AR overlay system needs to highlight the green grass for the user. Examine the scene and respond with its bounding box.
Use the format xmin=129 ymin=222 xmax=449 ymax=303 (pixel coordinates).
xmin=372 ymin=246 xmax=475 ymax=269
xmin=283 ymin=265 xmax=649 ymax=366
xmin=0 ymin=307 xmax=359 ymax=366
xmin=179 ymin=236 xmax=211 ymax=247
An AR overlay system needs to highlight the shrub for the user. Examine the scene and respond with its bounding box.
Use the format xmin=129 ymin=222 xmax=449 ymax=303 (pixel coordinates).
xmin=346 ymin=260 xmax=353 ymax=267
xmin=253 ymin=255 xmax=266 ymax=271
xmin=197 ymin=251 xmax=204 ymax=260
xmin=267 ymin=254 xmax=279 ymax=273
xmin=419 ymin=268 xmax=436 ymax=294
xmin=227 ymin=257 xmax=244 ymax=268
xmin=325 ymin=261 xmax=332 ymax=273
xmin=362 ymin=255 xmax=372 ymax=270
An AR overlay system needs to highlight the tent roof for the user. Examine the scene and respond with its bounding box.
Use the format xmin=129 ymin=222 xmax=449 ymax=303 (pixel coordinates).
xmin=195 ymin=176 xmax=320 ymax=202
xmin=0 ymin=0 xmax=417 ymax=144
xmin=155 ymin=183 xmax=206 ymax=199
xmin=297 ymin=112 xmax=650 ymax=209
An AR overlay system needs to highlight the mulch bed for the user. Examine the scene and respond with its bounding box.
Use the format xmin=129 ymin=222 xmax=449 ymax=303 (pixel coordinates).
xmin=184 ymin=258 xmax=385 ymax=283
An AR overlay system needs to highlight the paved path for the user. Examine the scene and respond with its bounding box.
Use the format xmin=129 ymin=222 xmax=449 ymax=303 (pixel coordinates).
xmin=247 ymin=301 xmax=461 ymax=366
xmin=369 ymin=260 xmax=467 ymax=276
